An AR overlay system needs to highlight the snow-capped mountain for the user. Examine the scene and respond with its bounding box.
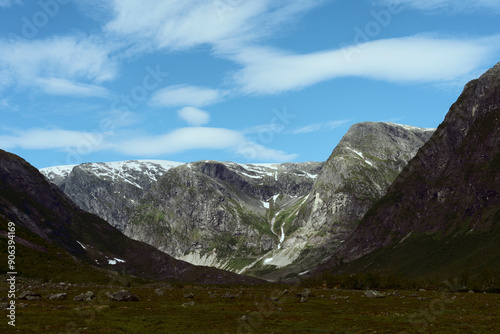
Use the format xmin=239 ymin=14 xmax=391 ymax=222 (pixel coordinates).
xmin=40 ymin=160 xmax=185 ymax=230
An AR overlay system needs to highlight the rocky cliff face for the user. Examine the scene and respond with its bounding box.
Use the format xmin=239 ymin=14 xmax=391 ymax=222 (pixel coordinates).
xmin=319 ymin=62 xmax=500 ymax=279
xmin=1 ymin=150 xmax=262 ymax=284
xmin=41 ymin=160 xmax=184 ymax=230
xmin=126 ymin=160 xmax=323 ymax=271
xmin=41 ymin=159 xmax=324 ymax=273
xmin=241 ymin=122 xmax=434 ymax=280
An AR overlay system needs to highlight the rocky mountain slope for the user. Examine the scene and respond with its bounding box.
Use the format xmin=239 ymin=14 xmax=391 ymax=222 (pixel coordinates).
xmin=317 ymin=62 xmax=500 ymax=280
xmin=241 ymin=122 xmax=434 ymax=280
xmin=41 ymin=122 xmax=433 ymax=280
xmin=41 ymin=160 xmax=184 ymax=231
xmin=0 ymin=150 xmax=262 ymax=284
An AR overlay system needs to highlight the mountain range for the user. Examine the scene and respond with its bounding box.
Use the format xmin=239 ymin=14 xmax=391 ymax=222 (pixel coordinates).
xmin=0 ymin=150 xmax=262 ymax=285
xmin=41 ymin=122 xmax=434 ymax=280
xmin=2 ymin=62 xmax=499 ymax=286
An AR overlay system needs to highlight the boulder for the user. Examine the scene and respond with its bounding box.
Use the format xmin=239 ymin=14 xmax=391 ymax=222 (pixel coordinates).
xmin=106 ymin=290 xmax=139 ymax=302
xmin=74 ymin=291 xmax=95 ymax=301
xmin=46 ymin=293 xmax=67 ymax=300
xmin=364 ymin=290 xmax=385 ymax=298
xmin=18 ymin=291 xmax=42 ymax=301
xmin=154 ymin=289 xmax=166 ymax=296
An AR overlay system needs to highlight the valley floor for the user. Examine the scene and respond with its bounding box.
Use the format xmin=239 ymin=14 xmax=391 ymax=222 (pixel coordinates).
xmin=1 ymin=280 xmax=499 ymax=333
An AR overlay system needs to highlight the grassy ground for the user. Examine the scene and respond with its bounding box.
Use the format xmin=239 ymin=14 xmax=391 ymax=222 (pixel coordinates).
xmin=2 ymin=280 xmax=499 ymax=333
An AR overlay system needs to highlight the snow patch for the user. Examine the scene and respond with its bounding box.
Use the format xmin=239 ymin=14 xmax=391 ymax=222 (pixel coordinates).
xmin=387 ymin=122 xmax=436 ymax=132
xmin=76 ymin=241 xmax=87 ymax=250
xmin=346 ymin=147 xmax=374 ymax=167
xmin=107 ymin=258 xmax=125 ymax=265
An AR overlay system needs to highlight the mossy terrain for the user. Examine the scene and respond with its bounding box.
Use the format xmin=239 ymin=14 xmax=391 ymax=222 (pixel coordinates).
xmin=1 ymin=277 xmax=498 ymax=333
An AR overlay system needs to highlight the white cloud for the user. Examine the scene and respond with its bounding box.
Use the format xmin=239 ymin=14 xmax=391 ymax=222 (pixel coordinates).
xmin=150 ymin=85 xmax=227 ymax=108
xmin=35 ymin=78 xmax=112 ymax=98
xmin=117 ymin=127 xmax=242 ymax=156
xmin=2 ymin=126 xmax=297 ymax=162
xmin=232 ymin=35 xmax=500 ymax=95
xmin=104 ymin=0 xmax=325 ymax=52
xmin=0 ymin=36 xmax=117 ymax=96
xmin=378 ymin=0 xmax=500 ymax=12
xmin=178 ymin=107 xmax=210 ymax=126
xmin=291 ymin=120 xmax=350 ymax=134
xmin=116 ymin=127 xmax=296 ymax=161
xmin=0 ymin=129 xmax=106 ymax=151
xmin=235 ymin=140 xmax=298 ymax=162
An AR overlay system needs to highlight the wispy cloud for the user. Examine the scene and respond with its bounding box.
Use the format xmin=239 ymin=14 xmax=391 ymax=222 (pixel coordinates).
xmin=104 ymin=0 xmax=327 ymax=52
xmin=0 ymin=36 xmax=117 ymax=96
xmin=116 ymin=127 xmax=241 ymax=156
xmin=2 ymin=126 xmax=297 ymax=162
xmin=0 ymin=129 xmax=106 ymax=151
xmin=150 ymin=85 xmax=227 ymax=108
xmin=178 ymin=107 xmax=210 ymax=126
xmin=231 ymin=35 xmax=500 ymax=95
xmin=235 ymin=140 xmax=298 ymax=162
xmin=116 ymin=127 xmax=296 ymax=162
xmin=291 ymin=120 xmax=349 ymax=134
xmin=378 ymin=0 xmax=500 ymax=12
xmin=35 ymin=78 xmax=112 ymax=98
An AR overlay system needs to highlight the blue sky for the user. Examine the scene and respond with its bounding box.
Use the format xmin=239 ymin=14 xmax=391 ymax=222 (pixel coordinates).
xmin=1 ymin=0 xmax=499 ymax=169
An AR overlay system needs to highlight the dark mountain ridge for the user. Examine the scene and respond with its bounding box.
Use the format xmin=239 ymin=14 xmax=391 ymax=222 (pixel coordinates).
xmin=316 ymin=62 xmax=500 ymax=281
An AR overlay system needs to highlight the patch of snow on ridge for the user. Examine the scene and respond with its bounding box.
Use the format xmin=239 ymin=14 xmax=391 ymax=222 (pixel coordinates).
xmin=40 ymin=160 xmax=185 ymax=183
xmin=346 ymin=147 xmax=374 ymax=167
xmin=386 ymin=122 xmax=436 ymax=132
xmin=76 ymin=241 xmax=87 ymax=250
xmin=108 ymin=258 xmax=125 ymax=265
xmin=40 ymin=164 xmax=77 ymax=178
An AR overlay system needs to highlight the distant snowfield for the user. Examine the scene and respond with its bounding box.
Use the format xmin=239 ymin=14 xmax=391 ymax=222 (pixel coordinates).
xmin=40 ymin=160 xmax=186 ymax=186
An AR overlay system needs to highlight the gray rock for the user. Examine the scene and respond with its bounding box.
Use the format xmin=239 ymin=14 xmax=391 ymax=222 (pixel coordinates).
xmin=364 ymin=290 xmax=385 ymax=298
xmin=296 ymin=288 xmax=311 ymax=298
xmin=106 ymin=290 xmax=139 ymax=302
xmin=182 ymin=301 xmax=195 ymax=307
xmin=154 ymin=289 xmax=166 ymax=296
xmin=74 ymin=291 xmax=95 ymax=301
xmin=18 ymin=291 xmax=41 ymax=301
xmin=222 ymin=292 xmax=239 ymax=299
xmin=46 ymin=293 xmax=67 ymax=300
